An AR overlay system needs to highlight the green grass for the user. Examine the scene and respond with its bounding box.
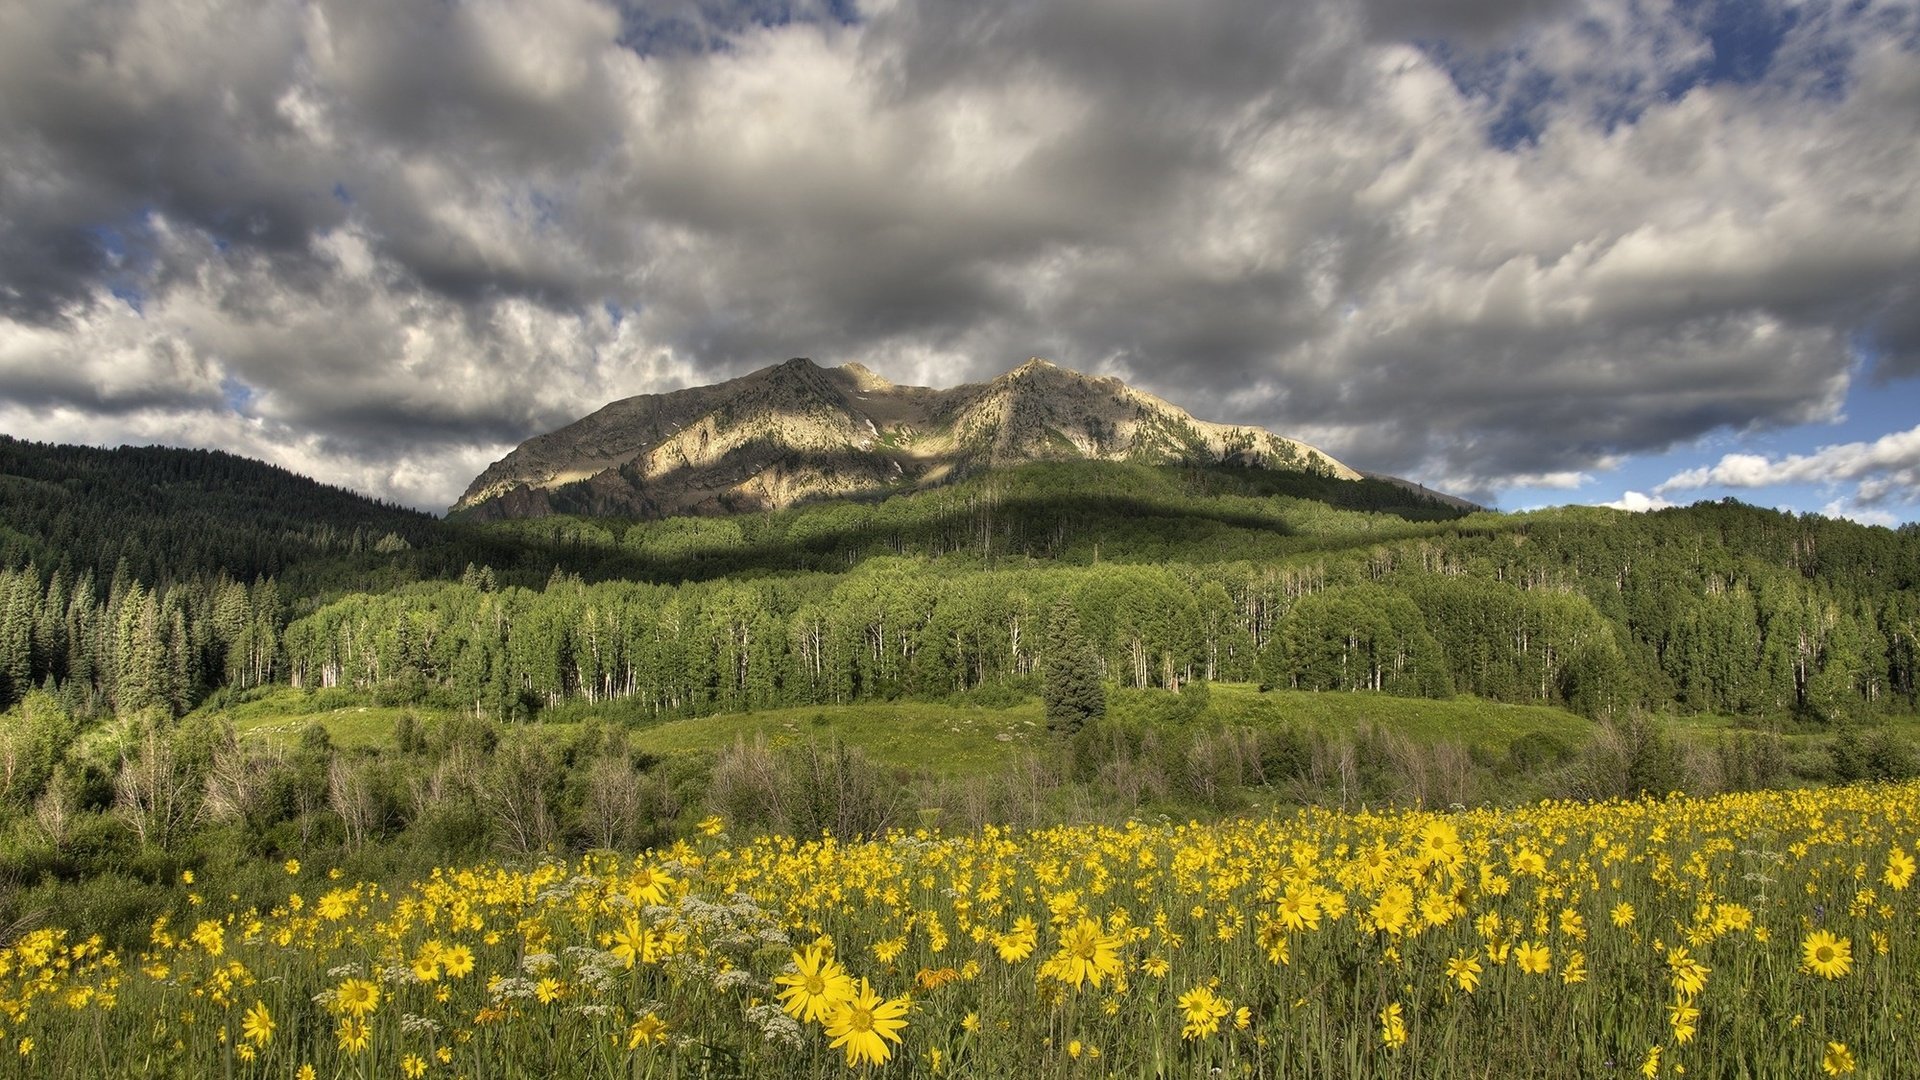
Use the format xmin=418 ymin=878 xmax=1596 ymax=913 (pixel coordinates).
xmin=202 ymin=685 xmax=1595 ymax=771
xmin=211 ymin=687 xmax=451 ymax=750
xmin=630 ymin=700 xmax=1046 ymax=773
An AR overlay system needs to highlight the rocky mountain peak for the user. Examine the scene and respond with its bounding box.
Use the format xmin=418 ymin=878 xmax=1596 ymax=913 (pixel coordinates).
xmin=450 ymin=356 xmax=1365 ymax=520
xmin=836 ymin=361 xmax=894 ymax=392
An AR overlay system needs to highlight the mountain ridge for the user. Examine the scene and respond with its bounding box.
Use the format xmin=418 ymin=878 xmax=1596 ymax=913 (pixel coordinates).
xmin=451 ymin=357 xmax=1381 ymax=520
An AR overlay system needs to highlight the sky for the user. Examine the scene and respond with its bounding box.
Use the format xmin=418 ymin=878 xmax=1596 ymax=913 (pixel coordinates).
xmin=1 ymin=0 xmax=1917 ymax=523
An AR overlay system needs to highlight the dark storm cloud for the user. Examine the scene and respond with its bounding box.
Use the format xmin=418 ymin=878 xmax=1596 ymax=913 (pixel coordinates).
xmin=1873 ymin=281 xmax=1920 ymax=381
xmin=1359 ymin=0 xmax=1579 ymax=43
xmin=0 ymin=2 xmax=345 ymax=319
xmin=0 ymin=0 xmax=1916 ymax=509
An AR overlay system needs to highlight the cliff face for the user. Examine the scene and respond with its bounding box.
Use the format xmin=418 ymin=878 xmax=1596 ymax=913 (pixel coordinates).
xmin=450 ymin=357 xmax=1361 ymax=520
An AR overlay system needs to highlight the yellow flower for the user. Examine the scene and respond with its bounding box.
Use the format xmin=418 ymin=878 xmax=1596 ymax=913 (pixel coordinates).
xmin=284 ymin=858 xmax=301 ymax=876
xmin=1667 ymin=946 xmax=1710 ymax=999
xmin=318 ymin=889 xmax=354 ymax=921
xmin=191 ymin=919 xmax=224 ymax=958
xmin=995 ymin=917 xmax=1038 ymax=963
xmin=1611 ymin=901 xmax=1636 ymax=928
xmin=334 ymin=977 xmax=380 ymax=1018
xmin=627 ymin=864 xmax=675 ymax=907
xmin=1370 ymin=884 xmax=1414 ymax=937
xmin=1420 ymin=890 xmax=1457 ymax=928
xmin=242 ymin=1000 xmax=274 ymax=1047
xmin=822 ymin=978 xmax=910 ymax=1067
xmin=1561 ymin=950 xmax=1588 ymax=985
xmin=335 ymin=1016 xmax=371 ymax=1055
xmin=401 ymin=1053 xmax=428 ymax=1079
xmin=1277 ymin=883 xmax=1321 ymax=931
xmin=441 ymin=943 xmax=475 ymax=979
xmin=697 ymin=815 xmax=725 ymax=837
xmin=1641 ymin=1045 xmax=1662 ymax=1079
xmin=1178 ymin=985 xmax=1230 ymax=1040
xmin=1558 ymin=907 xmax=1586 ymax=940
xmin=1514 ymin=941 xmax=1551 ymax=976
xmin=534 ymin=977 xmax=563 ymax=1004
xmin=16 ymin=1038 xmax=31 ymax=1057
xmin=297 ymin=1066 xmax=315 ymax=1080
xmin=1416 ymin=820 xmax=1464 ymax=870
xmin=1668 ymin=1000 xmax=1699 ymax=1044
xmin=1379 ymin=1002 xmax=1407 ymax=1049
xmin=611 ymin=916 xmax=679 ymax=967
xmin=1802 ymin=930 xmax=1853 ymax=980
xmin=627 ymin=1013 xmax=669 ymax=1050
xmin=1823 ymin=1041 xmax=1856 ymax=1076
xmin=1886 ymin=847 xmax=1915 ymax=891
xmin=412 ymin=941 xmax=443 ymax=982
xmin=775 ymin=945 xmax=854 ymax=1025
xmin=1446 ymin=952 xmax=1483 ymax=993
xmin=1042 ymin=918 xmax=1124 ymax=990
xmin=1256 ymin=914 xmax=1291 ymax=967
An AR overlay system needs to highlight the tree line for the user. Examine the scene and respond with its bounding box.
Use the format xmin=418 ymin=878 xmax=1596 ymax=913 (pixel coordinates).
xmin=269 ymin=534 xmax=1911 ymax=726
xmin=0 ymin=563 xmax=282 ymax=717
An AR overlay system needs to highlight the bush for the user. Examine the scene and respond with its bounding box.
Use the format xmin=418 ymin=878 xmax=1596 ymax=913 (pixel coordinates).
xmin=1565 ymin=714 xmax=1689 ymax=800
xmin=1506 ymin=731 xmax=1576 ymax=774
xmin=1716 ymin=728 xmax=1788 ymax=792
xmin=1256 ymin=725 xmax=1316 ymax=786
xmin=707 ymin=738 xmax=906 ymax=840
xmin=1831 ymin=724 xmax=1916 ymax=784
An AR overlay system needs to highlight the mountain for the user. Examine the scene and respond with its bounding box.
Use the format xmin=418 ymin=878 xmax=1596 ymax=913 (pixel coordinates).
xmin=451 ymin=357 xmax=1369 ymax=520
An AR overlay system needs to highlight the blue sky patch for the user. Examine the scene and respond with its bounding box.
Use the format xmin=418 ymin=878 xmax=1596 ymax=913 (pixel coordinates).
xmin=220 ymin=375 xmax=258 ymax=417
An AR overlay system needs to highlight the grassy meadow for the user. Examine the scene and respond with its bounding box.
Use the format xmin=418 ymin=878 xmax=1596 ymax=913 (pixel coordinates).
xmin=225 ymin=684 xmax=1591 ymax=767
xmin=2 ymin=780 xmax=1912 ymax=1078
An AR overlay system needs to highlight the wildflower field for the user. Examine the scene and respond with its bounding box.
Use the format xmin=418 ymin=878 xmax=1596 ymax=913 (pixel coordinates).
xmin=4 ymin=783 xmax=1916 ymax=1079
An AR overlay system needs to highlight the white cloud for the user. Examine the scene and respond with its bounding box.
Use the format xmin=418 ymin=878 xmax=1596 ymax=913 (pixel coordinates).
xmin=1600 ymin=491 xmax=1675 ymax=512
xmin=1509 ymin=470 xmax=1594 ymax=490
xmin=1656 ymin=425 xmax=1920 ymax=508
xmin=1821 ymin=499 xmax=1900 ymax=528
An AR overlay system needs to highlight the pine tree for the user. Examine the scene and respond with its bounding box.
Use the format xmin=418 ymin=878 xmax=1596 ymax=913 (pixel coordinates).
xmin=1043 ymin=599 xmax=1104 ymax=735
xmin=0 ymin=567 xmax=34 ymax=708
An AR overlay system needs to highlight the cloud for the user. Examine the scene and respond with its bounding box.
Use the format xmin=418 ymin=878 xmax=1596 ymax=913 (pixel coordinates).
xmin=0 ymin=0 xmax=1916 ymax=509
xmin=1600 ymin=491 xmax=1675 ymax=513
xmin=1655 ymin=424 xmax=1920 ymax=509
xmin=1820 ymin=500 xmax=1900 ymax=528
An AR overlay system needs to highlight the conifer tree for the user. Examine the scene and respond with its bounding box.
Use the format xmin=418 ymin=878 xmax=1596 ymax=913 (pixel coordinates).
xmin=1043 ymin=599 xmax=1104 ymax=734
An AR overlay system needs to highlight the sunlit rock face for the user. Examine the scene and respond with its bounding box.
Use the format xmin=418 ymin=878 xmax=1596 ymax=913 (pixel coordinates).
xmin=451 ymin=357 xmax=1360 ymax=520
